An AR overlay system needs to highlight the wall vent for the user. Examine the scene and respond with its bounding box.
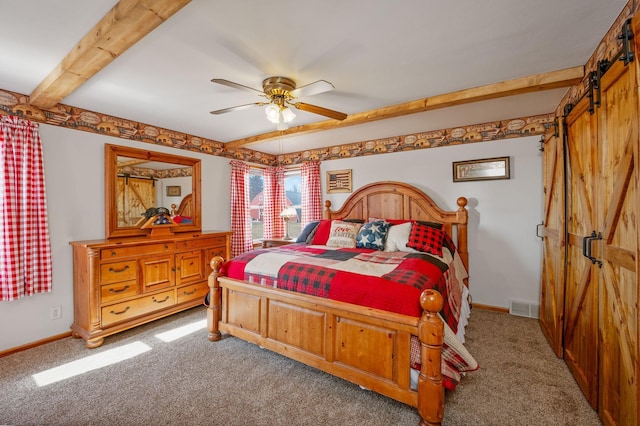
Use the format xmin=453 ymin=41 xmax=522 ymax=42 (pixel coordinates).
xmin=508 ymin=299 xmax=540 ymax=319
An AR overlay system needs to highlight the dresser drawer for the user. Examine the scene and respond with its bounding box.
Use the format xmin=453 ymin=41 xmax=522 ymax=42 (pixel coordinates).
xmin=101 ymin=290 xmax=175 ymax=327
xmin=101 ymin=243 xmax=174 ymax=261
xmin=176 ymin=282 xmax=209 ymax=305
xmin=101 ymin=280 xmax=138 ymax=304
xmin=100 ymin=260 xmax=137 ymax=284
xmin=176 ymin=236 xmax=226 ymax=251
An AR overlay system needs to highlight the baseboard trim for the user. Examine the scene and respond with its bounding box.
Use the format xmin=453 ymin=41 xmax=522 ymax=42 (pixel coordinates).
xmin=473 ymin=303 xmax=509 ymax=314
xmin=0 ymin=331 xmax=72 ymax=358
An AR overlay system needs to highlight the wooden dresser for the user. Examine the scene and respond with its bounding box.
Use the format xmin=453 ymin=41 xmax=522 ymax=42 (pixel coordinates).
xmin=70 ymin=231 xmax=231 ymax=348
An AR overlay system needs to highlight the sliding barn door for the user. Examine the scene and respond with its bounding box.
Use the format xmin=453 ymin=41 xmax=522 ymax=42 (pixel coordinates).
xmin=116 ymin=177 xmax=156 ymax=227
xmin=564 ymin=96 xmax=599 ymax=408
xmin=595 ymin=57 xmax=638 ymax=426
xmin=538 ymin=127 xmax=565 ymax=358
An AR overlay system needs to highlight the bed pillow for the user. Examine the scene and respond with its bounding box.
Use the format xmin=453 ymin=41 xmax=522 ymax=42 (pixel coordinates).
xmin=368 ymin=217 xmax=443 ymax=229
xmin=384 ymin=222 xmax=418 ymax=252
xmin=296 ymin=221 xmax=320 ymax=243
xmin=311 ymin=220 xmax=333 ymax=245
xmin=326 ymin=220 xmax=362 ymax=248
xmin=356 ymin=220 xmax=390 ymax=250
xmin=406 ymin=222 xmax=446 ymax=257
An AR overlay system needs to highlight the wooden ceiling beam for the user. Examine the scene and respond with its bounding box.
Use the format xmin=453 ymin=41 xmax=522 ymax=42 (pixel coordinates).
xmin=29 ymin=0 xmax=191 ymax=109
xmin=225 ymin=65 xmax=584 ymax=150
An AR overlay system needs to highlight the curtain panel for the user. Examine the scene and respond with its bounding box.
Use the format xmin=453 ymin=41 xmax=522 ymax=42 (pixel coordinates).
xmin=301 ymin=161 xmax=322 ymax=226
xmin=229 ymin=160 xmax=253 ymax=257
xmin=0 ymin=116 xmax=53 ymax=301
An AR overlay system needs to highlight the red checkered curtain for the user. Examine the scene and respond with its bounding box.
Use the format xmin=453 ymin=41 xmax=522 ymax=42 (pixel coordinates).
xmin=262 ymin=166 xmax=286 ymax=239
xmin=301 ymin=161 xmax=322 ymax=226
xmin=0 ymin=116 xmax=53 ymax=301
xmin=229 ymin=160 xmax=253 ymax=257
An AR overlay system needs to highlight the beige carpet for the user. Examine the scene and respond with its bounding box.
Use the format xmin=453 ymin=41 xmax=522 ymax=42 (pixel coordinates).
xmin=0 ymin=307 xmax=601 ymax=425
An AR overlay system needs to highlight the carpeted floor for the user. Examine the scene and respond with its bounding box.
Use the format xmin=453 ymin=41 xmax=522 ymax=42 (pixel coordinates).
xmin=0 ymin=307 xmax=601 ymax=425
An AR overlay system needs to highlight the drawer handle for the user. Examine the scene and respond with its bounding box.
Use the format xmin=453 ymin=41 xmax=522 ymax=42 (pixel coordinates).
xmin=110 ymin=306 xmax=130 ymax=315
xmin=109 ymin=285 xmax=130 ymax=294
xmin=153 ymin=295 xmax=170 ymax=304
xmin=182 ymin=289 xmax=197 ymax=296
xmin=109 ymin=265 xmax=130 ymax=273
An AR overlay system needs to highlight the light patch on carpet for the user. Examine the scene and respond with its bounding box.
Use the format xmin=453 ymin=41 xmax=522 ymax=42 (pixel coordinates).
xmin=32 ymin=341 xmax=151 ymax=386
xmin=155 ymin=319 xmax=207 ymax=342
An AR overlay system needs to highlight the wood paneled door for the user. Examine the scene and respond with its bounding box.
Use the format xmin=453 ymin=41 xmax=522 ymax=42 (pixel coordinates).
xmin=538 ymin=126 xmax=566 ymax=358
xmin=564 ymin=90 xmax=600 ymax=409
xmin=561 ymin=53 xmax=639 ymax=425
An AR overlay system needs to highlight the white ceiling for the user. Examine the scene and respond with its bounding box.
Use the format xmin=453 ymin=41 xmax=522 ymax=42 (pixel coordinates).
xmin=0 ymin=0 xmax=628 ymax=155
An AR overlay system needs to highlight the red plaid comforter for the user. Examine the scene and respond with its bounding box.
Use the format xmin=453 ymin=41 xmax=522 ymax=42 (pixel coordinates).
xmin=221 ymin=243 xmax=477 ymax=389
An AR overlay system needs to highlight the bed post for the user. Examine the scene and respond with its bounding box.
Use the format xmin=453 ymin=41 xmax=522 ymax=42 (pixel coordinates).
xmin=207 ymin=256 xmax=225 ymax=342
xmin=323 ymin=200 xmax=332 ymax=219
xmin=417 ymin=289 xmax=445 ymax=426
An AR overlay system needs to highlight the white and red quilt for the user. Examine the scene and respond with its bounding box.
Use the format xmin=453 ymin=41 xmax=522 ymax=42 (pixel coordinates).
xmin=221 ymin=243 xmax=478 ymax=389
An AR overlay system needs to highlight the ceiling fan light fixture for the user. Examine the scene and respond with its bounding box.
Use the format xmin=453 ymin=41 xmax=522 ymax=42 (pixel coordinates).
xmin=265 ymin=104 xmax=280 ymax=124
xmin=281 ymin=106 xmax=295 ymax=123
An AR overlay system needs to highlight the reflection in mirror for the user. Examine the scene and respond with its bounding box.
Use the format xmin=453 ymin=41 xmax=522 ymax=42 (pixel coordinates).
xmin=115 ymin=156 xmax=193 ymax=227
xmin=105 ymin=144 xmax=201 ymax=239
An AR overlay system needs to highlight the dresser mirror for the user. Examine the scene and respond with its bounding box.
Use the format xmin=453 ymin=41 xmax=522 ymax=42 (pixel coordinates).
xmin=105 ymin=144 xmax=202 ymax=238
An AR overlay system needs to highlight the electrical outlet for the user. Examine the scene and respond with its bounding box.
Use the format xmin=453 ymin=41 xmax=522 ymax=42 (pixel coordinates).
xmin=50 ymin=306 xmax=62 ymax=320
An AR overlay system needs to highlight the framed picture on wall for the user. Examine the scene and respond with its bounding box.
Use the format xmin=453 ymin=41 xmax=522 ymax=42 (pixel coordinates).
xmin=452 ymin=156 xmax=510 ymax=182
xmin=166 ymin=186 xmax=181 ymax=196
xmin=326 ymin=169 xmax=352 ymax=193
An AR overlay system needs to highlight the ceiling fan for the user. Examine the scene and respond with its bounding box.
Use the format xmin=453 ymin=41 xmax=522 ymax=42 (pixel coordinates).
xmin=209 ymin=77 xmax=348 ymax=130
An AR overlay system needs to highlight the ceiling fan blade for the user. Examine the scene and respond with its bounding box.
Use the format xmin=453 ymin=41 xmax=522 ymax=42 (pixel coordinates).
xmin=210 ymin=79 xmax=263 ymax=94
xmin=210 ymin=102 xmax=263 ymax=115
xmin=292 ymin=102 xmax=347 ymax=121
xmin=290 ymin=80 xmax=335 ymax=98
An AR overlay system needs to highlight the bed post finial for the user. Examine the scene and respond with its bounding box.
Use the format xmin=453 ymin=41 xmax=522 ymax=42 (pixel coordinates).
xmin=417 ymin=289 xmax=444 ymax=425
xmin=207 ymin=256 xmax=225 ymax=342
xmin=323 ymin=200 xmax=332 ymax=220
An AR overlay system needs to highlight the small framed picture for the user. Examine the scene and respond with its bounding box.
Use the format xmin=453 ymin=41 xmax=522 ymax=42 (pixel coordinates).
xmin=166 ymin=186 xmax=181 ymax=196
xmin=453 ymin=157 xmax=510 ymax=182
xmin=327 ymin=169 xmax=352 ymax=193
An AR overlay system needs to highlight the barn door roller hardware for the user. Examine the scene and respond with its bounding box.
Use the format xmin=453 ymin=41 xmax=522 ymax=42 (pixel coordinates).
xmin=616 ymin=18 xmax=634 ymax=65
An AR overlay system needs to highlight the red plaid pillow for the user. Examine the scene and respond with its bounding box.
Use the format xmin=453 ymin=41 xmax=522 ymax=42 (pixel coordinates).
xmin=406 ymin=222 xmax=445 ymax=257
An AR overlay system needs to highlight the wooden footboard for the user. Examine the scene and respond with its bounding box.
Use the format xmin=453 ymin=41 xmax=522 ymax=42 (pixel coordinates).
xmin=207 ymin=257 xmax=445 ymax=426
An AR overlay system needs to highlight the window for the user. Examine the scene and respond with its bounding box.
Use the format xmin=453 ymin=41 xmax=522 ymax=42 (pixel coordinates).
xmin=248 ymin=167 xmax=302 ymax=241
xmin=284 ymin=169 xmax=302 ymax=238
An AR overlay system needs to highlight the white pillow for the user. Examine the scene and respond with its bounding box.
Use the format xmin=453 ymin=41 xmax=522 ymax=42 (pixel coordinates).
xmin=384 ymin=222 xmax=418 ymax=252
xmin=326 ymin=220 xmax=362 ymax=248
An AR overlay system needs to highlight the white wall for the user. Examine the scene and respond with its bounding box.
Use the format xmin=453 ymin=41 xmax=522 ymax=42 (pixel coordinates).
xmin=320 ymin=136 xmax=544 ymax=309
xmin=0 ymin=125 xmax=231 ymax=352
xmin=0 ymin=123 xmax=543 ymax=352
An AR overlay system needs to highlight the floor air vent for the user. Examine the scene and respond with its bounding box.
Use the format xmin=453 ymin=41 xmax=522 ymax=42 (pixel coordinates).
xmin=509 ymin=299 xmax=540 ymax=319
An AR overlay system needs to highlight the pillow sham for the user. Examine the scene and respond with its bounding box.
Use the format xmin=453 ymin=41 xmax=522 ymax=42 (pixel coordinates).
xmin=384 ymin=222 xmax=418 ymax=252
xmin=406 ymin=222 xmax=446 ymax=257
xmin=326 ymin=220 xmax=362 ymax=248
xmin=367 ymin=217 xmax=443 ymax=229
xmin=296 ymin=220 xmax=320 ymax=243
xmin=356 ymin=220 xmax=390 ymax=250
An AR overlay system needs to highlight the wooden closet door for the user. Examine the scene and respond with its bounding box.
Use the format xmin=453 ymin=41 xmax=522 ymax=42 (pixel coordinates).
xmin=596 ymin=57 xmax=639 ymax=426
xmin=538 ymin=128 xmax=565 ymax=358
xmin=564 ymin=96 xmax=599 ymax=408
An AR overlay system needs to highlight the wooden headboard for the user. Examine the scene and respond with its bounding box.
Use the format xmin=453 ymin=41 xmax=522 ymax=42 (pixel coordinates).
xmin=323 ymin=181 xmax=469 ymax=276
xmin=174 ymin=193 xmax=193 ymax=217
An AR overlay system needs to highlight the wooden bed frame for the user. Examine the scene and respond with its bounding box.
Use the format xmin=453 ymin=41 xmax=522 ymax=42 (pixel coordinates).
xmin=207 ymin=181 xmax=469 ymax=425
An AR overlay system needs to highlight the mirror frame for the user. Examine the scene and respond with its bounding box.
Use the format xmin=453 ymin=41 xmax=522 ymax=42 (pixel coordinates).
xmin=105 ymin=144 xmax=202 ymax=239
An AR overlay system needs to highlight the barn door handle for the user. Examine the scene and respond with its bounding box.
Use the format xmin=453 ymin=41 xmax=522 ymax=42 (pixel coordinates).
xmin=583 ymin=231 xmax=603 ymax=267
xmin=536 ymin=222 xmax=544 ymax=239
